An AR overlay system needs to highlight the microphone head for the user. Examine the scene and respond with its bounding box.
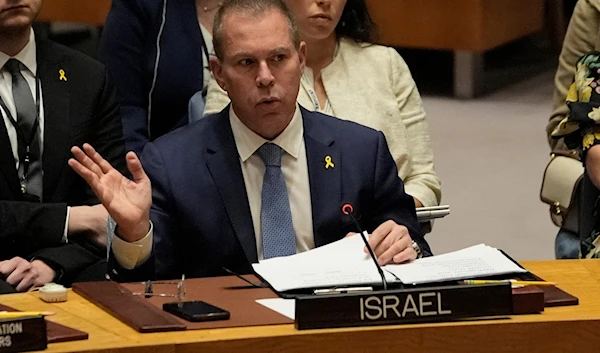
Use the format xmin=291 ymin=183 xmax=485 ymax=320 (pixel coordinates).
xmin=342 ymin=203 xmax=354 ymax=215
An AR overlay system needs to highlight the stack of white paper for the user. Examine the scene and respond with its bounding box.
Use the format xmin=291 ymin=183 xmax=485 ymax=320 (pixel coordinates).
xmin=252 ymin=238 xmax=526 ymax=292
xmin=252 ymin=234 xmax=396 ymax=292
xmin=384 ymin=244 xmax=526 ymax=285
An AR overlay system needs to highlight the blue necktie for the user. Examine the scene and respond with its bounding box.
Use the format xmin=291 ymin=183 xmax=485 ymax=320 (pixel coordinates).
xmin=256 ymin=143 xmax=296 ymax=259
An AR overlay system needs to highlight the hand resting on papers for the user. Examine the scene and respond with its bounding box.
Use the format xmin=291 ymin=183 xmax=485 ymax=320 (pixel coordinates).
xmin=346 ymin=220 xmax=418 ymax=265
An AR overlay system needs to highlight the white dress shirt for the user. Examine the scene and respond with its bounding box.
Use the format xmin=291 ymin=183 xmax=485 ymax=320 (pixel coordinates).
xmin=0 ymin=30 xmax=70 ymax=240
xmin=230 ymin=105 xmax=314 ymax=260
xmin=0 ymin=30 xmax=44 ymax=173
xmin=113 ymin=105 xmax=315 ymax=268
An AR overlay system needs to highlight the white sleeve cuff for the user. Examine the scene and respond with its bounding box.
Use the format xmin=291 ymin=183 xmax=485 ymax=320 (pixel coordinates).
xmin=63 ymin=206 xmax=71 ymax=243
xmin=111 ymin=222 xmax=154 ymax=270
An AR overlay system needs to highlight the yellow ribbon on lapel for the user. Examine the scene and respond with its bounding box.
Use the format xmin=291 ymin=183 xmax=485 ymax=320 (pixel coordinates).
xmin=325 ymin=156 xmax=335 ymax=169
xmin=59 ymin=69 xmax=67 ymax=81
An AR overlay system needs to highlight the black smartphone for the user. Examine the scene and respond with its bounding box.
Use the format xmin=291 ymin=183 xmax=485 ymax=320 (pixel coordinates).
xmin=163 ymin=301 xmax=230 ymax=322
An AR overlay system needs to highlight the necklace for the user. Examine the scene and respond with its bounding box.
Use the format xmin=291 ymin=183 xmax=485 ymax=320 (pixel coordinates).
xmin=202 ymin=2 xmax=222 ymax=12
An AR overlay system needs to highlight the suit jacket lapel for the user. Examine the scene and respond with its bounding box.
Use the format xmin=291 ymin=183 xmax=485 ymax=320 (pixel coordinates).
xmin=0 ymin=115 xmax=21 ymax=197
xmin=37 ymin=39 xmax=70 ymax=201
xmin=205 ymin=109 xmax=258 ymax=263
xmin=302 ymin=108 xmax=342 ymax=247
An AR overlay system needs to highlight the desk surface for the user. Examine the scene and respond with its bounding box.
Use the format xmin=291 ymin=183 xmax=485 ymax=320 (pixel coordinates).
xmin=2 ymin=260 xmax=600 ymax=353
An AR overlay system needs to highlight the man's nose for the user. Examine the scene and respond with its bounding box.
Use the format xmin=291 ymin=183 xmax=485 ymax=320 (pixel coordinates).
xmin=256 ymin=62 xmax=275 ymax=87
xmin=316 ymin=0 xmax=331 ymax=7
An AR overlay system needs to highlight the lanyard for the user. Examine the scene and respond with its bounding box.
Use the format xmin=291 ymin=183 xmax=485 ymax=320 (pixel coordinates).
xmin=303 ymin=81 xmax=332 ymax=114
xmin=0 ymin=75 xmax=41 ymax=193
xmin=200 ymin=35 xmax=210 ymax=98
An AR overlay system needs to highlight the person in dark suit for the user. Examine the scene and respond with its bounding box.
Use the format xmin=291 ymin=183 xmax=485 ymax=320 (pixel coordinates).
xmin=0 ymin=0 xmax=126 ymax=292
xmin=69 ymin=0 xmax=431 ymax=281
xmin=99 ymin=0 xmax=218 ymax=156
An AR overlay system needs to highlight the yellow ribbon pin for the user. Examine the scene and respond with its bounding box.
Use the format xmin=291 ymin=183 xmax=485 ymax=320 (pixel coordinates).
xmin=59 ymin=69 xmax=67 ymax=81
xmin=325 ymin=156 xmax=335 ymax=169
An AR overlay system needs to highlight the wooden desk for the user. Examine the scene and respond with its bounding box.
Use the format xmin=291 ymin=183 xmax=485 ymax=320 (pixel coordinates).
xmin=37 ymin=0 xmax=111 ymax=26
xmin=2 ymin=260 xmax=600 ymax=353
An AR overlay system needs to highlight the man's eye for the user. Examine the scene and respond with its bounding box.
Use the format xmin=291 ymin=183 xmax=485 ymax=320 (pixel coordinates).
xmin=273 ymin=55 xmax=286 ymax=62
xmin=240 ymin=59 xmax=254 ymax=66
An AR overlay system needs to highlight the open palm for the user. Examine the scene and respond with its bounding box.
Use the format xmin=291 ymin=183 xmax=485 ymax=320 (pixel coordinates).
xmin=69 ymin=144 xmax=152 ymax=242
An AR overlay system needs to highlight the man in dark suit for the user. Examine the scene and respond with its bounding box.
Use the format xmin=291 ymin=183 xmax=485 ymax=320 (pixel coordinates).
xmin=0 ymin=0 xmax=126 ymax=292
xmin=69 ymin=0 xmax=431 ymax=281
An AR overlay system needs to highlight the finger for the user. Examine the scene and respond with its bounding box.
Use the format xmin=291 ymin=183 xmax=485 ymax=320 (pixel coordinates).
xmin=372 ymin=227 xmax=400 ymax=255
xmin=0 ymin=258 xmax=23 ymax=277
xmin=345 ymin=232 xmax=357 ymax=238
xmin=392 ymin=246 xmax=417 ymax=264
xmin=83 ymin=143 xmax=114 ymax=175
xmin=126 ymin=152 xmax=149 ymax=183
xmin=68 ymin=157 xmax=101 ymax=190
xmin=367 ymin=220 xmax=395 ymax=253
xmin=373 ymin=225 xmax=410 ymax=264
xmin=377 ymin=237 xmax=411 ymax=265
xmin=5 ymin=261 xmax=31 ymax=286
xmin=0 ymin=261 xmax=9 ymax=277
xmin=71 ymin=146 xmax=105 ymax=178
xmin=15 ymin=272 xmax=36 ymax=292
xmin=373 ymin=224 xmax=409 ymax=255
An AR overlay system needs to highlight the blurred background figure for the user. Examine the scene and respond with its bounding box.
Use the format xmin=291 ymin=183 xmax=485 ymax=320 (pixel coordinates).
xmin=98 ymin=0 xmax=221 ymax=156
xmin=551 ymin=52 xmax=600 ymax=258
xmin=546 ymin=0 xmax=600 ymax=259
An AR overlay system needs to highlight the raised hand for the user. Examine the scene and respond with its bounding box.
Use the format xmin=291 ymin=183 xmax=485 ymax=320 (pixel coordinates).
xmin=68 ymin=144 xmax=151 ymax=242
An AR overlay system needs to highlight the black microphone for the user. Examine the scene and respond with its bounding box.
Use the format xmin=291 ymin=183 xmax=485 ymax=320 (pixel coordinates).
xmin=341 ymin=203 xmax=388 ymax=291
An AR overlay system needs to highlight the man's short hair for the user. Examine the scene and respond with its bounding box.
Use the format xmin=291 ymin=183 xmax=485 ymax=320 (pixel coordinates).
xmin=213 ymin=0 xmax=301 ymax=60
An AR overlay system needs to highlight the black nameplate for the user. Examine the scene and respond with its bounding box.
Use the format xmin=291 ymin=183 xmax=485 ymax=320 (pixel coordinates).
xmin=295 ymin=283 xmax=512 ymax=330
xmin=0 ymin=316 xmax=47 ymax=353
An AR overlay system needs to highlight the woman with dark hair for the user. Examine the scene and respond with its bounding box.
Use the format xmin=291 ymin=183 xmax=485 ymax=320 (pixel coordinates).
xmin=205 ymin=0 xmax=441 ymax=213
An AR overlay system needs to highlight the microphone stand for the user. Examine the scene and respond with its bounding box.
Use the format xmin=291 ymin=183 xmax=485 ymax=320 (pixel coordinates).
xmin=342 ymin=204 xmax=388 ymax=291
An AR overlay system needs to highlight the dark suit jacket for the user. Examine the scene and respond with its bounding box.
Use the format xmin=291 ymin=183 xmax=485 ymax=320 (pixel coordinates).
xmin=99 ymin=0 xmax=208 ymax=155
xmin=0 ymin=38 xmax=126 ymax=284
xmin=116 ymin=107 xmax=431 ymax=281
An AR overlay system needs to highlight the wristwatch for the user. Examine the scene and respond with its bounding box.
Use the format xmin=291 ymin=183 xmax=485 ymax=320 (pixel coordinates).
xmin=412 ymin=241 xmax=423 ymax=259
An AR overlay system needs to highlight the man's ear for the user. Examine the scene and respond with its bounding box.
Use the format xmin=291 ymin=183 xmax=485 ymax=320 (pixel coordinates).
xmin=298 ymin=41 xmax=307 ymax=74
xmin=209 ymin=57 xmax=228 ymax=91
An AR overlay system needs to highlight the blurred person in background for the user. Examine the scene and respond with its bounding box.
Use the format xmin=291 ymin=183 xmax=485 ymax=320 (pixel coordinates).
xmin=552 ymin=52 xmax=600 ymax=258
xmin=547 ymin=0 xmax=600 ymax=258
xmin=0 ymin=0 xmax=126 ymax=292
xmin=99 ymin=0 xmax=221 ymax=156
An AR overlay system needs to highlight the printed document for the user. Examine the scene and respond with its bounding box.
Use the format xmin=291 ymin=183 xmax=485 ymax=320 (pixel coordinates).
xmin=253 ymin=237 xmax=526 ymax=292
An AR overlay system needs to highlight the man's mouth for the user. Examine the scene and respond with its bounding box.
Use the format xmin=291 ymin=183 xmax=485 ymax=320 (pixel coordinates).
xmin=258 ymin=97 xmax=280 ymax=105
xmin=1 ymin=5 xmax=28 ymax=13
